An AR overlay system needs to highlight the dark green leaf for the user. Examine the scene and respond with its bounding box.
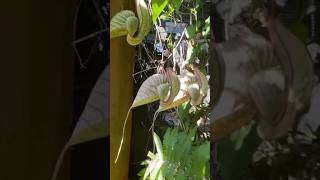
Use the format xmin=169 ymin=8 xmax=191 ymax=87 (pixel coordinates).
xmin=165 ymin=0 xmax=183 ymax=17
xmin=186 ymin=22 xmax=201 ymax=39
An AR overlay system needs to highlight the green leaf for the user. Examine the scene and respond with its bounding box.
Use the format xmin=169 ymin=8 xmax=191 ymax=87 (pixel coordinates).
xmin=202 ymin=17 xmax=210 ymax=37
xmin=159 ymin=14 xmax=170 ymax=20
xmin=186 ymin=22 xmax=200 ymax=39
xmin=190 ymin=141 xmax=210 ymax=178
xmin=138 ymin=167 xmax=146 ymax=178
xmin=152 ymin=0 xmax=169 ymax=24
xmin=186 ymin=43 xmax=201 ymax=64
xmin=153 ymin=133 xmax=164 ymax=161
xmin=165 ymin=0 xmax=183 ymax=17
xmin=177 ymin=102 xmax=191 ymax=122
xmin=141 ymin=127 xmax=210 ymax=179
xmin=143 ymin=161 xmax=152 ymax=180
xmin=150 ymin=160 xmax=163 ymax=180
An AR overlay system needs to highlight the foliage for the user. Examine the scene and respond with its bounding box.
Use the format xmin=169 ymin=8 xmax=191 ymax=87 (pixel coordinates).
xmin=139 ymin=127 xmax=210 ymax=180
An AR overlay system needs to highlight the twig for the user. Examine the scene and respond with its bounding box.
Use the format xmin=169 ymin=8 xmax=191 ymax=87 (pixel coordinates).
xmin=91 ymin=0 xmax=107 ymax=28
xmin=137 ymin=46 xmax=149 ymax=78
xmin=154 ymin=23 xmax=165 ymax=63
xmin=173 ymin=28 xmax=186 ymax=50
xmin=73 ymin=28 xmax=108 ymax=68
xmin=142 ymin=44 xmax=156 ymax=63
xmin=169 ymin=28 xmax=186 ymax=71
xmin=132 ymin=66 xmax=157 ymax=76
xmin=73 ymin=28 xmax=109 ymax=45
xmin=84 ymin=37 xmax=100 ymax=64
xmin=73 ymin=44 xmax=87 ymax=69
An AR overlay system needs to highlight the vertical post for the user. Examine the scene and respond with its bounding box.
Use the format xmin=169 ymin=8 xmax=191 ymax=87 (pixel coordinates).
xmin=110 ymin=0 xmax=136 ymax=180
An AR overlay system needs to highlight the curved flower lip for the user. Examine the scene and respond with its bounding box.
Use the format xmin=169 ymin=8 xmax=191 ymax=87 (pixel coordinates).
xmin=160 ymin=68 xmax=180 ymax=106
xmin=158 ymin=90 xmax=189 ymax=112
xmin=192 ymin=67 xmax=209 ymax=96
xmin=178 ymin=66 xmax=209 ymax=106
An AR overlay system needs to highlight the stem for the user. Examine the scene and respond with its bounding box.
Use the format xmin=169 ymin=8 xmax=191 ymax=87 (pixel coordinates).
xmin=115 ymin=107 xmax=133 ymax=163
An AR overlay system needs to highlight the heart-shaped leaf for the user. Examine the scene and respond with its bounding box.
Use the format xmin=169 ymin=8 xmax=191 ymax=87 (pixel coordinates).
xmin=132 ymin=73 xmax=166 ymax=108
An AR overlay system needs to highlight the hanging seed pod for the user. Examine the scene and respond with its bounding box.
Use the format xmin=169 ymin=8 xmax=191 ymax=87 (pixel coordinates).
xmin=157 ymin=91 xmax=190 ymax=112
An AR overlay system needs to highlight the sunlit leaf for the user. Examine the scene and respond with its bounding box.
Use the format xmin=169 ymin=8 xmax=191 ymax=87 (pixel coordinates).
xmin=153 ymin=133 xmax=164 ymax=161
xmin=150 ymin=160 xmax=163 ymax=180
xmin=190 ymin=141 xmax=210 ymax=178
xmin=202 ymin=17 xmax=210 ymax=37
xmin=116 ymin=69 xmax=183 ymax=163
xmin=140 ymin=127 xmax=210 ymax=179
xmin=152 ymin=0 xmax=169 ymax=24
xmin=132 ymin=74 xmax=165 ymax=108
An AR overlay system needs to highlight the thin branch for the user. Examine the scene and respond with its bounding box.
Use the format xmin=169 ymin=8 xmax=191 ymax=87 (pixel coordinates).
xmin=73 ymin=44 xmax=87 ymax=69
xmin=154 ymin=23 xmax=165 ymax=63
xmin=142 ymin=44 xmax=157 ymax=65
xmin=84 ymin=37 xmax=100 ymax=64
xmin=73 ymin=28 xmax=109 ymax=45
xmin=137 ymin=46 xmax=149 ymax=78
xmin=73 ymin=27 xmax=108 ymax=68
xmin=133 ymin=66 xmax=157 ymax=76
xmin=91 ymin=0 xmax=107 ymax=28
xmin=173 ymin=28 xmax=186 ymax=50
xmin=166 ymin=28 xmax=186 ymax=70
